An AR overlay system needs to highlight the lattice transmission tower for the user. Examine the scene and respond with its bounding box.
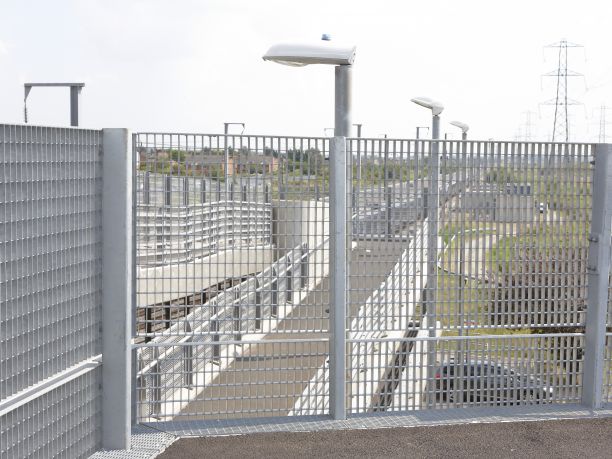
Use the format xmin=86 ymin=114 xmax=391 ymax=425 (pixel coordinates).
xmin=541 ymin=40 xmax=584 ymax=142
xmin=597 ymin=105 xmax=612 ymax=142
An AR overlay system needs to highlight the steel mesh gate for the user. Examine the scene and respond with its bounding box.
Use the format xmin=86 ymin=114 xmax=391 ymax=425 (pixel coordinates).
xmin=132 ymin=134 xmax=610 ymax=426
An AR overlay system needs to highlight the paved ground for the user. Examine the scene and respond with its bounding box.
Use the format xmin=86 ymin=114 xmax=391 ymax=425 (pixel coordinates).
xmin=158 ymin=417 xmax=612 ymax=459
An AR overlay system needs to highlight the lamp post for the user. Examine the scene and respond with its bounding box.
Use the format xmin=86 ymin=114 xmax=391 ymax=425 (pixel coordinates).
xmin=263 ymin=41 xmax=356 ymax=420
xmin=223 ymin=122 xmax=245 ymax=196
xmin=449 ymin=121 xmax=469 ymax=141
xmin=449 ymin=120 xmax=470 ymax=385
xmin=352 ymin=124 xmax=363 ymax=212
xmin=411 ymin=96 xmax=444 ymax=406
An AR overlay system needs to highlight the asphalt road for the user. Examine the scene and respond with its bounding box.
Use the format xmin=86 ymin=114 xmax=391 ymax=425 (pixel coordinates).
xmin=158 ymin=417 xmax=612 ymax=459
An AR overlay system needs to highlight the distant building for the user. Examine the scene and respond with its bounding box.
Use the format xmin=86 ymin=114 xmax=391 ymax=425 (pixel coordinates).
xmin=234 ymin=155 xmax=280 ymax=174
xmin=184 ymin=154 xmax=234 ymax=176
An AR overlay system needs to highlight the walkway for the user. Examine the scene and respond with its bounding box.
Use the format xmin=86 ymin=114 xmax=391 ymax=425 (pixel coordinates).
xmin=158 ymin=415 xmax=612 ymax=459
xmin=179 ymin=240 xmax=406 ymax=419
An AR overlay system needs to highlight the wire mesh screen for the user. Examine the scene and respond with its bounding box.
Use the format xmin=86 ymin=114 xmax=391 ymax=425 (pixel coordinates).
xmin=345 ymin=139 xmax=593 ymax=414
xmin=348 ymin=334 xmax=584 ymax=414
xmin=133 ymin=135 xmax=596 ymax=422
xmin=0 ymin=125 xmax=103 ymax=456
xmin=134 ymin=133 xmax=331 ymax=421
xmin=0 ymin=368 xmax=101 ymax=458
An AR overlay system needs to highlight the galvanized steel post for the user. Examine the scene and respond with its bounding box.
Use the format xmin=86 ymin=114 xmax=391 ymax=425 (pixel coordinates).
xmin=425 ymin=115 xmax=440 ymax=405
xmin=334 ymin=66 xmax=352 ymax=137
xmin=101 ymin=128 xmax=133 ymax=449
xmin=330 ymin=136 xmax=347 ymax=420
xmin=582 ymin=143 xmax=612 ymax=409
xmin=70 ymin=85 xmax=80 ymax=126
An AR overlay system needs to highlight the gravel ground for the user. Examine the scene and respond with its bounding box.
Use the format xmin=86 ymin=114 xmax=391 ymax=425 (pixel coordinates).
xmin=157 ymin=417 xmax=612 ymax=459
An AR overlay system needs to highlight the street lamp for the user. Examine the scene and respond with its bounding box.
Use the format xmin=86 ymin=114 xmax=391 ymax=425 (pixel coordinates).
xmin=411 ymin=96 xmax=444 ymax=407
xmin=263 ymin=42 xmax=356 ymax=136
xmin=411 ymin=97 xmax=444 ymax=139
xmin=263 ymin=40 xmax=356 ymax=421
xmin=449 ymin=120 xmax=469 ymax=140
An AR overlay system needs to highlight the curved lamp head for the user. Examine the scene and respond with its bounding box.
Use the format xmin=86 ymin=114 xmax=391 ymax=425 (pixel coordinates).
xmin=411 ymin=97 xmax=444 ymax=116
xmin=263 ymin=42 xmax=356 ymax=67
xmin=449 ymin=120 xmax=469 ymax=133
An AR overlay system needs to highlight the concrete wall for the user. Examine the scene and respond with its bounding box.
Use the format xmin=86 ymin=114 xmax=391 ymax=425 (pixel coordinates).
xmin=273 ymin=200 xmax=329 ymax=256
xmin=137 ymin=246 xmax=274 ymax=305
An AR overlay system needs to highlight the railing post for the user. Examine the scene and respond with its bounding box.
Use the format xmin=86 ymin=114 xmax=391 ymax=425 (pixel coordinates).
xmin=211 ymin=303 xmax=220 ymax=363
xmin=425 ymin=130 xmax=440 ymax=407
xmin=286 ymin=256 xmax=293 ymax=303
xmin=329 ymin=136 xmax=347 ymax=420
xmin=164 ymin=174 xmax=172 ymax=207
xmin=152 ymin=348 xmax=161 ymax=418
xmin=255 ymin=282 xmax=262 ymax=331
xmin=184 ymin=324 xmax=193 ymax=387
xmin=582 ymin=144 xmax=612 ymax=409
xmin=200 ymin=179 xmax=207 ymax=204
xmin=101 ymin=128 xmax=132 ymax=449
xmin=271 ymin=271 xmax=278 ymax=317
xmin=233 ymin=290 xmax=242 ymax=341
xmin=143 ymin=171 xmax=150 ymax=205
xmin=386 ymin=185 xmax=393 ymax=236
xmin=182 ymin=176 xmax=189 ymax=206
xmin=300 ymin=242 xmax=309 ymax=288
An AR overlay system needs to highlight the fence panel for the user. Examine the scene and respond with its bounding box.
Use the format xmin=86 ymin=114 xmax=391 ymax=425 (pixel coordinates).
xmin=133 ymin=134 xmax=600 ymax=425
xmin=345 ymin=139 xmax=593 ymax=414
xmin=134 ymin=133 xmax=331 ymax=421
xmin=1 ymin=125 xmax=104 ymax=458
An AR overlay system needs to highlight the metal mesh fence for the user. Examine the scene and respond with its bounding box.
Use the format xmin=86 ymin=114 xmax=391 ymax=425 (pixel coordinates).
xmin=134 ymin=133 xmax=331 ymax=421
xmin=348 ymin=139 xmax=592 ymax=335
xmin=0 ymin=368 xmax=101 ymax=458
xmin=347 ymin=334 xmax=584 ymax=414
xmin=133 ymin=134 xmax=597 ymax=423
xmin=136 ymin=339 xmax=328 ymax=420
xmin=0 ymin=125 xmax=103 ymax=457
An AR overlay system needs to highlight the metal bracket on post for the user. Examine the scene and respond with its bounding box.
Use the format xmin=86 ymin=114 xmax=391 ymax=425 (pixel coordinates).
xmin=582 ymin=144 xmax=612 ymax=409
xmin=329 ymin=136 xmax=347 ymax=420
xmin=101 ymin=129 xmax=133 ymax=449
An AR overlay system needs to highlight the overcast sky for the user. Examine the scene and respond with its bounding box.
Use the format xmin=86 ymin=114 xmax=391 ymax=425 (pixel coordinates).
xmin=1 ymin=0 xmax=612 ymax=141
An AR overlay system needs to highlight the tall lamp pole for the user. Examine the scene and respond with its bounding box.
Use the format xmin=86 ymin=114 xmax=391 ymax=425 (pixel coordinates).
xmin=263 ymin=40 xmax=356 ymax=420
xmin=449 ymin=120 xmax=470 ymax=381
xmin=411 ymin=96 xmax=444 ymax=406
xmin=352 ymin=123 xmax=363 ymax=211
xmin=223 ymin=122 xmax=245 ymax=196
